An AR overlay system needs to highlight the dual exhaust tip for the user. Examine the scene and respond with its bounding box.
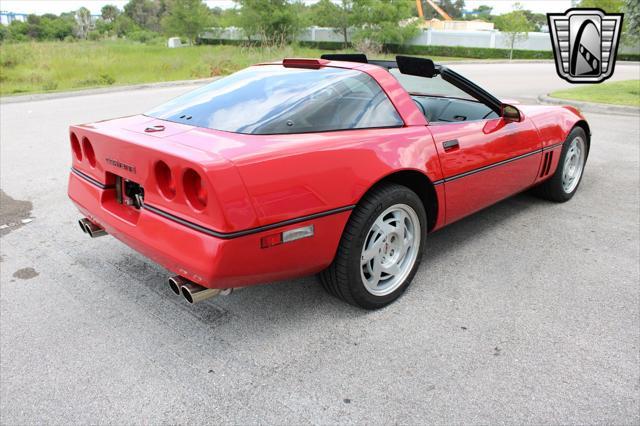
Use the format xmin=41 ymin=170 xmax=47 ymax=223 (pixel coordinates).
xmin=78 ymin=218 xmax=107 ymax=238
xmin=169 ymin=276 xmax=230 ymax=304
xmin=78 ymin=217 xmax=226 ymax=304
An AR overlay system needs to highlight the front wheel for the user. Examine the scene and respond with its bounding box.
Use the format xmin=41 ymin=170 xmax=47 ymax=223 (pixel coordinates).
xmin=320 ymin=183 xmax=427 ymax=309
xmin=533 ymin=127 xmax=589 ymax=202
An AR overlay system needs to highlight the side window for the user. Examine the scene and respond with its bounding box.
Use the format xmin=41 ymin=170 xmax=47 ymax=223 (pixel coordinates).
xmin=389 ymin=68 xmax=498 ymax=123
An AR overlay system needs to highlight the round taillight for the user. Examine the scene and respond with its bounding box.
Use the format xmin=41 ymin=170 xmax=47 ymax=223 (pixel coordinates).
xmin=183 ymin=168 xmax=207 ymax=211
xmin=154 ymin=161 xmax=176 ymax=200
xmin=70 ymin=133 xmax=82 ymax=161
xmin=82 ymin=137 xmax=96 ymax=167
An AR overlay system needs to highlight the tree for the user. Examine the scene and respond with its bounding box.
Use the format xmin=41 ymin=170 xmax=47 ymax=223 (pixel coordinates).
xmin=217 ymin=8 xmax=240 ymax=27
xmin=521 ymin=9 xmax=547 ymax=32
xmin=75 ymin=7 xmax=92 ymax=39
xmin=41 ymin=14 xmax=75 ymax=40
xmin=113 ymin=14 xmax=137 ymax=37
xmin=468 ymin=5 xmax=492 ymax=20
xmin=124 ymin=0 xmax=163 ymax=31
xmin=162 ymin=0 xmax=213 ymax=44
xmin=101 ymin=5 xmax=120 ymax=22
xmin=7 ymin=20 xmax=29 ymax=41
xmin=236 ymin=0 xmax=301 ymax=45
xmin=578 ymin=0 xmax=624 ymax=13
xmin=310 ymin=0 xmax=354 ymax=46
xmin=351 ymin=0 xmax=419 ymax=51
xmin=494 ymin=8 xmax=533 ymax=60
xmin=623 ymin=0 xmax=639 ymax=44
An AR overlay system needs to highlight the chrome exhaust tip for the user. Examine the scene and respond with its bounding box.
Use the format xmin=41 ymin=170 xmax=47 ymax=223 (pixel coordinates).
xmin=79 ymin=218 xmax=107 ymax=238
xmin=180 ymin=282 xmax=221 ymax=304
xmin=168 ymin=275 xmax=187 ymax=296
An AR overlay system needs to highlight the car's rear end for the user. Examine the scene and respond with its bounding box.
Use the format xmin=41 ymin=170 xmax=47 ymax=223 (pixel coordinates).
xmin=67 ymin=114 xmax=349 ymax=297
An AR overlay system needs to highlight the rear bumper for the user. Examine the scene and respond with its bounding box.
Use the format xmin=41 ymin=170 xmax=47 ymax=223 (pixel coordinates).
xmin=68 ymin=172 xmax=351 ymax=288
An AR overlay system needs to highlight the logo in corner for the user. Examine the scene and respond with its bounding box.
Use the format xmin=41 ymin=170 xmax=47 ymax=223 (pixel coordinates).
xmin=547 ymin=8 xmax=624 ymax=84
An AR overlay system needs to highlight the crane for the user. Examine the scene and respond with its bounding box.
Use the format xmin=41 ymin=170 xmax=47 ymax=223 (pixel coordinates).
xmin=415 ymin=0 xmax=453 ymax=21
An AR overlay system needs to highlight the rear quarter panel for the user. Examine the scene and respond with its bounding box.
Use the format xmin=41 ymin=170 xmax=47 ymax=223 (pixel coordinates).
xmin=192 ymin=126 xmax=445 ymax=228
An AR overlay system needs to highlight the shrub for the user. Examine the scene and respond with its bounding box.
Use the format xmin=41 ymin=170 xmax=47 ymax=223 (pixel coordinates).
xmin=0 ymin=49 xmax=22 ymax=68
xmin=127 ymin=30 xmax=157 ymax=43
xmin=87 ymin=31 xmax=102 ymax=41
xmin=42 ymin=80 xmax=59 ymax=91
xmin=99 ymin=73 xmax=115 ymax=85
xmin=353 ymin=38 xmax=382 ymax=56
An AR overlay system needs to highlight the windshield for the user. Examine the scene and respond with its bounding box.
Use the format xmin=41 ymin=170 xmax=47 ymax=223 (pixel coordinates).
xmin=147 ymin=65 xmax=403 ymax=135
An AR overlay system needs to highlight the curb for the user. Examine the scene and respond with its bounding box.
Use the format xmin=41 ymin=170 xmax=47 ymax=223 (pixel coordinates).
xmin=0 ymin=78 xmax=218 ymax=105
xmin=537 ymin=94 xmax=640 ymax=116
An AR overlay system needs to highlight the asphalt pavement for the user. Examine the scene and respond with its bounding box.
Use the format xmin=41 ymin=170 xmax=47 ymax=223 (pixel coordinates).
xmin=1 ymin=62 xmax=639 ymax=424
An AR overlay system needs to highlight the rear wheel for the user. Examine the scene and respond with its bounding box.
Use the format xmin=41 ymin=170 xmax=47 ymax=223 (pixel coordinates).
xmin=533 ymin=127 xmax=588 ymax=202
xmin=320 ymin=183 xmax=426 ymax=309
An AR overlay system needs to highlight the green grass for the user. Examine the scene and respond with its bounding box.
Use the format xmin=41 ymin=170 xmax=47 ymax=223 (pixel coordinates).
xmin=0 ymin=40 xmax=467 ymax=96
xmin=550 ymin=80 xmax=640 ymax=107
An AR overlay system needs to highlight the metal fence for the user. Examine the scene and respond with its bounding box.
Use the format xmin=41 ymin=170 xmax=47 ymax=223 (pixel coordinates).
xmin=201 ymin=26 xmax=639 ymax=54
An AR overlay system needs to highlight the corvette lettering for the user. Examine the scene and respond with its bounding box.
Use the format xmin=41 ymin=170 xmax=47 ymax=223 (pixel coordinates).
xmin=105 ymin=158 xmax=136 ymax=174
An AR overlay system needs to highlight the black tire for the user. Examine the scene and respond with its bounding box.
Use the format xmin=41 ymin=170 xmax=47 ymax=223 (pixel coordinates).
xmin=320 ymin=183 xmax=427 ymax=309
xmin=532 ymin=126 xmax=589 ymax=202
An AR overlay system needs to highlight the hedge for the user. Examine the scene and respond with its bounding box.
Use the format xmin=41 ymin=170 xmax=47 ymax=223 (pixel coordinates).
xmin=198 ymin=37 xmax=640 ymax=62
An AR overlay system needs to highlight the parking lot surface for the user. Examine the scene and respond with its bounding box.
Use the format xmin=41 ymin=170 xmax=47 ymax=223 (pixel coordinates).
xmin=1 ymin=62 xmax=639 ymax=424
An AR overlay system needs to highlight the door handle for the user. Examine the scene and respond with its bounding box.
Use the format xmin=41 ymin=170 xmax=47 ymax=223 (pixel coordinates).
xmin=442 ymin=139 xmax=459 ymax=151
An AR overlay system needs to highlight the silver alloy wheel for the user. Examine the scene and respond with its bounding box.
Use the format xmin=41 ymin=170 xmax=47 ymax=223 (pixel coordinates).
xmin=562 ymin=136 xmax=586 ymax=194
xmin=360 ymin=204 xmax=421 ymax=296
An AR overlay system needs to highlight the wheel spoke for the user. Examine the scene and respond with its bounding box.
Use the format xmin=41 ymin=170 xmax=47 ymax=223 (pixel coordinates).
xmin=383 ymin=262 xmax=400 ymax=276
xmin=361 ymin=236 xmax=384 ymax=264
xmin=369 ymin=257 xmax=382 ymax=286
xmin=398 ymin=231 xmax=413 ymax=262
xmin=376 ymin=217 xmax=395 ymax=236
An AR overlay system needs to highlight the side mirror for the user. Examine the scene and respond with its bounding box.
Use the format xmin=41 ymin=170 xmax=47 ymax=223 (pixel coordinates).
xmin=501 ymin=104 xmax=522 ymax=122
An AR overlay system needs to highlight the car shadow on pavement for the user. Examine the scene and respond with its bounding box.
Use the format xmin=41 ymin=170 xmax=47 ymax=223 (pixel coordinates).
xmin=422 ymin=191 xmax=549 ymax=266
xmin=59 ymin=190 xmax=552 ymax=334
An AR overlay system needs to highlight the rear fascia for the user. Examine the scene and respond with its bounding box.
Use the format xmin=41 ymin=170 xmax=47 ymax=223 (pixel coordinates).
xmin=69 ymin=171 xmax=349 ymax=287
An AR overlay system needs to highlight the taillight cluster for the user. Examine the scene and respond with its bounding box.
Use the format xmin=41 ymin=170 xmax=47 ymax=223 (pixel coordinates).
xmin=154 ymin=160 xmax=208 ymax=212
xmin=70 ymin=132 xmax=96 ymax=168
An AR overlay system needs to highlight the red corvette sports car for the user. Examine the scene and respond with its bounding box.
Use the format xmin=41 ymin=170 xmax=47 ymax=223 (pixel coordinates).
xmin=69 ymin=54 xmax=590 ymax=309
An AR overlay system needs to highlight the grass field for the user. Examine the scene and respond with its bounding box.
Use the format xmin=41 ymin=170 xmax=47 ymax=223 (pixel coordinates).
xmin=550 ymin=80 xmax=640 ymax=107
xmin=0 ymin=40 xmax=466 ymax=96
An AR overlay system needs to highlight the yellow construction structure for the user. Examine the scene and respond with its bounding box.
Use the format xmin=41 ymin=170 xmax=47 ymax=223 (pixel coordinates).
xmin=416 ymin=0 xmax=453 ymax=21
xmin=415 ymin=0 xmax=495 ymax=31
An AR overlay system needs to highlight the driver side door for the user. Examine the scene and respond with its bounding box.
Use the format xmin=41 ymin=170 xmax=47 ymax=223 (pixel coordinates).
xmin=428 ymin=115 xmax=542 ymax=224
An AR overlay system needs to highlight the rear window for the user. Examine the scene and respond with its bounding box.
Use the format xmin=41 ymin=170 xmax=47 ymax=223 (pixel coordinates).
xmin=146 ymin=65 xmax=403 ymax=135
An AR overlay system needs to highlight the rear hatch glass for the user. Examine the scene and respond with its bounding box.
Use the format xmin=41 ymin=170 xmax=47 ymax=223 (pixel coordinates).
xmin=146 ymin=65 xmax=403 ymax=135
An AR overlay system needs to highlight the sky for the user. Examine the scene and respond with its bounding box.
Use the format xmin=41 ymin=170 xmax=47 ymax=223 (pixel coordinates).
xmin=0 ymin=0 xmax=574 ymax=16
